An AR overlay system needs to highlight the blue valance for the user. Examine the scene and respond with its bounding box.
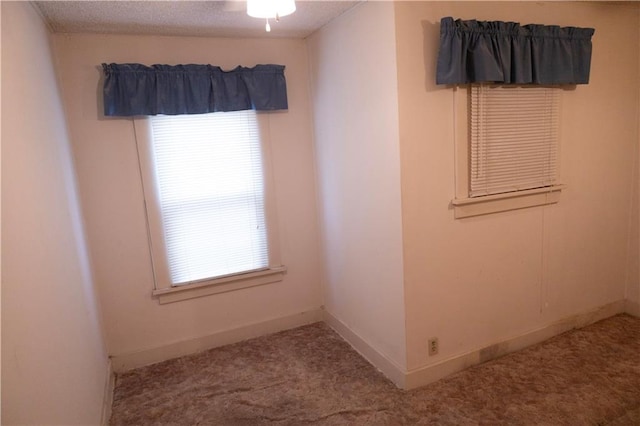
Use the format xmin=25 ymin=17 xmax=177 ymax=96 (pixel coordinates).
xmin=102 ymin=63 xmax=288 ymax=116
xmin=436 ymin=17 xmax=594 ymax=85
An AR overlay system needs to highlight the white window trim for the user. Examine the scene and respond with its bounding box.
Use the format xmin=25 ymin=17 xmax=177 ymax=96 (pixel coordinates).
xmin=452 ymin=86 xmax=565 ymax=219
xmin=133 ymin=113 xmax=285 ymax=304
xmin=151 ymin=266 xmax=287 ymax=304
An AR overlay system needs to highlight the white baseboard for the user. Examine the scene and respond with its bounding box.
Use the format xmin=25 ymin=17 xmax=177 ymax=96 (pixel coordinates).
xmin=108 ymin=300 xmax=630 ymax=394
xmin=323 ymin=310 xmax=406 ymax=389
xmin=625 ymin=299 xmax=640 ymax=317
xmin=322 ymin=301 xmax=626 ymax=390
xmin=404 ymin=300 xmax=626 ymax=390
xmin=110 ymin=308 xmax=323 ymax=373
xmin=100 ymin=359 xmax=115 ymax=426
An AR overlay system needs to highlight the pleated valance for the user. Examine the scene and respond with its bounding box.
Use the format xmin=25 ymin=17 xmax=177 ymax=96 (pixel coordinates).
xmin=436 ymin=17 xmax=595 ymax=85
xmin=102 ymin=63 xmax=288 ymax=116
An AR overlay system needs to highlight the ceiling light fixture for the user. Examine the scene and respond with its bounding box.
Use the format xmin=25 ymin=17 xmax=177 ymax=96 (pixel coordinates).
xmin=247 ymin=0 xmax=296 ymax=32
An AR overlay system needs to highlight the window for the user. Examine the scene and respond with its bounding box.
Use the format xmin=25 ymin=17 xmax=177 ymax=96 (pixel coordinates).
xmin=452 ymin=85 xmax=564 ymax=218
xmin=134 ymin=111 xmax=285 ymax=303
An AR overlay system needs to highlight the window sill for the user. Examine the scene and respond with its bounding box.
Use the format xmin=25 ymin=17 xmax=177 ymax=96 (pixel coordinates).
xmin=452 ymin=185 xmax=564 ymax=219
xmin=152 ymin=266 xmax=287 ymax=304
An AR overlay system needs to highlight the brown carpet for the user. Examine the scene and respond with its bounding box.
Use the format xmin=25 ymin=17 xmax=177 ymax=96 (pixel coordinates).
xmin=110 ymin=314 xmax=640 ymax=425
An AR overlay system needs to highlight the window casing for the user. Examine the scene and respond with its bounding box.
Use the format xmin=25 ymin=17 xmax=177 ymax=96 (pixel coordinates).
xmin=452 ymin=85 xmax=564 ymax=218
xmin=134 ymin=111 xmax=285 ymax=303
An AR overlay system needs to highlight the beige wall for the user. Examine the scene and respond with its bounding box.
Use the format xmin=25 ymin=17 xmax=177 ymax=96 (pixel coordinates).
xmin=53 ymin=33 xmax=323 ymax=358
xmin=395 ymin=2 xmax=640 ymax=370
xmin=307 ymin=2 xmax=407 ymax=371
xmin=1 ymin=2 xmax=109 ymax=424
xmin=4 ymin=3 xmax=636 ymax=413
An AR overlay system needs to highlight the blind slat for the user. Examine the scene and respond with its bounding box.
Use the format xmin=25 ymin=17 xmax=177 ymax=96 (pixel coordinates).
xmin=150 ymin=111 xmax=268 ymax=285
xmin=470 ymin=85 xmax=560 ymax=197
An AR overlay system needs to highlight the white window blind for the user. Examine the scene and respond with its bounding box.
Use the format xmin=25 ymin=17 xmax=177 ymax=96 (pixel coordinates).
xmin=470 ymin=85 xmax=560 ymax=197
xmin=149 ymin=111 xmax=268 ymax=286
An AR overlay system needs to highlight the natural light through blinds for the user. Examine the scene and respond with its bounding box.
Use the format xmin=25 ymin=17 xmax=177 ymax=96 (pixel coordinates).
xmin=470 ymin=85 xmax=560 ymax=197
xmin=149 ymin=111 xmax=268 ymax=285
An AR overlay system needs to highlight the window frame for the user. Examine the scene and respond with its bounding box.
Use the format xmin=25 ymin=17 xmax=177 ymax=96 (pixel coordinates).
xmin=133 ymin=112 xmax=285 ymax=304
xmin=452 ymin=85 xmax=565 ymax=219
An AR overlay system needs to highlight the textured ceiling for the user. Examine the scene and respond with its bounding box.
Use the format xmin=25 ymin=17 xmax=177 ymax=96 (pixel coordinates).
xmin=35 ymin=1 xmax=361 ymax=39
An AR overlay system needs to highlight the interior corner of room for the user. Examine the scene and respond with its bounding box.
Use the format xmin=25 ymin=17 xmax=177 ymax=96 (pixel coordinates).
xmin=2 ymin=1 xmax=639 ymax=424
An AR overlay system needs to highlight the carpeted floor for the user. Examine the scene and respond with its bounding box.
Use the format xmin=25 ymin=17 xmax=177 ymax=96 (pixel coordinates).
xmin=110 ymin=314 xmax=640 ymax=425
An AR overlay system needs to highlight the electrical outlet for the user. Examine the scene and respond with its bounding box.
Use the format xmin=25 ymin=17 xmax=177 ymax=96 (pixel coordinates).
xmin=428 ymin=338 xmax=439 ymax=356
